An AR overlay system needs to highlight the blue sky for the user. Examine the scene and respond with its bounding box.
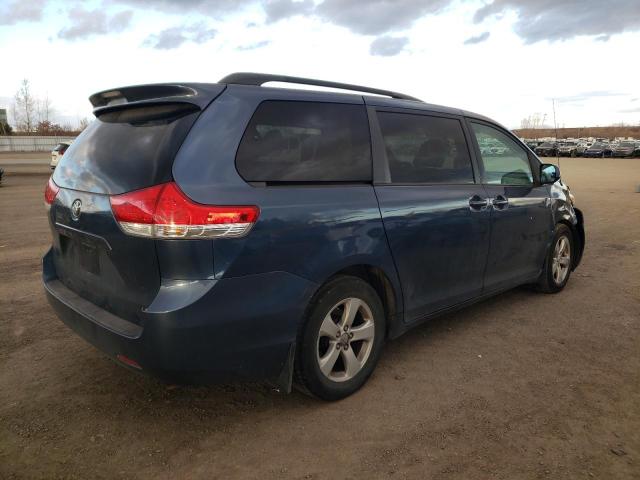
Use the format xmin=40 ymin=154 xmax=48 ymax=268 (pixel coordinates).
xmin=1 ymin=0 xmax=639 ymax=129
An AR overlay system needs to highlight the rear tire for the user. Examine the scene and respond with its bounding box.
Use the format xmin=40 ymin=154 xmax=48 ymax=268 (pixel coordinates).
xmin=537 ymin=224 xmax=574 ymax=293
xmin=294 ymin=275 xmax=386 ymax=401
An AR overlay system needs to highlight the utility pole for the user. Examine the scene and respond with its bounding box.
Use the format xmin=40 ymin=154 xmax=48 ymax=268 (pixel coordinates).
xmin=552 ymin=99 xmax=560 ymax=167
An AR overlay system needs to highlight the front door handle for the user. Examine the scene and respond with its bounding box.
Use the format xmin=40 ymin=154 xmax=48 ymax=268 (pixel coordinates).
xmin=468 ymin=195 xmax=489 ymax=211
xmin=492 ymin=195 xmax=509 ymax=210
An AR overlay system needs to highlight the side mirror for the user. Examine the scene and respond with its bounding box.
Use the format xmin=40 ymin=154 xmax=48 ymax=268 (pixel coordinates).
xmin=540 ymin=163 xmax=560 ymax=184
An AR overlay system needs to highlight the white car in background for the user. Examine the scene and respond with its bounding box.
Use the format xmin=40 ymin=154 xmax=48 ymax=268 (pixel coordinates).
xmin=50 ymin=142 xmax=72 ymax=169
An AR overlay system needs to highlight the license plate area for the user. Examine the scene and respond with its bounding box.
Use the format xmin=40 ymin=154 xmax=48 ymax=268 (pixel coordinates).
xmin=58 ymin=227 xmax=102 ymax=275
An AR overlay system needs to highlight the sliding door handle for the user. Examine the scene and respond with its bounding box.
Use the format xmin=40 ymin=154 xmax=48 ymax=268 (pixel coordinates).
xmin=468 ymin=195 xmax=489 ymax=211
xmin=491 ymin=195 xmax=509 ymax=210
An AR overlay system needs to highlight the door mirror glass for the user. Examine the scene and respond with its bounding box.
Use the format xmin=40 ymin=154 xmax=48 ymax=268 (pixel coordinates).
xmin=540 ymin=163 xmax=560 ymax=184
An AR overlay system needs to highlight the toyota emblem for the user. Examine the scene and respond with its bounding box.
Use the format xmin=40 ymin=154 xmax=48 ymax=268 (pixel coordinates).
xmin=71 ymin=199 xmax=82 ymax=221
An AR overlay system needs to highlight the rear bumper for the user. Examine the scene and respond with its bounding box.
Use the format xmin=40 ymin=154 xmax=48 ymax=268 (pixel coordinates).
xmin=43 ymin=249 xmax=316 ymax=385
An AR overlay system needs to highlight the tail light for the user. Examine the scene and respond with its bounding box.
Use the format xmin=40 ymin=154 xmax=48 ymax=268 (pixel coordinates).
xmin=44 ymin=177 xmax=59 ymax=206
xmin=110 ymin=182 xmax=259 ymax=239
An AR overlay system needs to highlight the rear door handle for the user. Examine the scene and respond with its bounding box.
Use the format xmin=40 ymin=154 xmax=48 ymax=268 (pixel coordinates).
xmin=492 ymin=195 xmax=509 ymax=210
xmin=468 ymin=195 xmax=489 ymax=211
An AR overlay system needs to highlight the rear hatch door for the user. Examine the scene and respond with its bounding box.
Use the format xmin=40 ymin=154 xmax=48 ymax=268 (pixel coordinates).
xmin=49 ymin=83 xmax=225 ymax=323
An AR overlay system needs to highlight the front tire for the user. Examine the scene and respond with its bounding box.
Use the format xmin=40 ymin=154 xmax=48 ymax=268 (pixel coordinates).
xmin=537 ymin=224 xmax=574 ymax=293
xmin=295 ymin=275 xmax=386 ymax=401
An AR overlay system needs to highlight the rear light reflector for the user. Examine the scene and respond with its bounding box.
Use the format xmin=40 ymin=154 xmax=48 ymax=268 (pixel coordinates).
xmin=110 ymin=182 xmax=259 ymax=239
xmin=116 ymin=354 xmax=142 ymax=370
xmin=44 ymin=177 xmax=59 ymax=206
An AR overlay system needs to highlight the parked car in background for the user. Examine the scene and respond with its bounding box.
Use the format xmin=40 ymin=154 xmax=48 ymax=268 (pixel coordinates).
xmin=525 ymin=140 xmax=540 ymax=151
xmin=558 ymin=141 xmax=579 ymax=157
xmin=611 ymin=141 xmax=638 ymax=158
xmin=43 ymin=73 xmax=585 ymax=400
xmin=50 ymin=142 xmax=72 ymax=169
xmin=603 ymin=143 xmax=615 ymax=158
xmin=583 ymin=143 xmax=608 ymax=157
xmin=535 ymin=142 xmax=558 ymax=157
xmin=576 ymin=142 xmax=592 ymax=156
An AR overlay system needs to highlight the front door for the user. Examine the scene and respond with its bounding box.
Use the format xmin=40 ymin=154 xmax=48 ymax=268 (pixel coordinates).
xmin=468 ymin=121 xmax=552 ymax=292
xmin=372 ymin=110 xmax=491 ymax=323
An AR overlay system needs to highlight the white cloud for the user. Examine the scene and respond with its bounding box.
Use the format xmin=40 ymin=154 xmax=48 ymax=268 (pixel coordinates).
xmin=0 ymin=0 xmax=638 ymax=128
xmin=369 ymin=36 xmax=409 ymax=56
xmin=58 ymin=8 xmax=134 ymax=40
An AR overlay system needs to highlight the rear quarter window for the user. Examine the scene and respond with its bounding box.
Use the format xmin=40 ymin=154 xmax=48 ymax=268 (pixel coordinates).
xmin=235 ymin=101 xmax=371 ymax=183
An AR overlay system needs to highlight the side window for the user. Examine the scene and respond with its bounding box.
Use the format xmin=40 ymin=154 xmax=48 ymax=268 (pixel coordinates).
xmin=236 ymin=101 xmax=371 ymax=182
xmin=377 ymin=112 xmax=474 ymax=184
xmin=470 ymin=122 xmax=533 ymax=186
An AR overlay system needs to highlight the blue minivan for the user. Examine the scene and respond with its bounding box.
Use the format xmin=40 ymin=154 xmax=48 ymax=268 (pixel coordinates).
xmin=43 ymin=73 xmax=584 ymax=400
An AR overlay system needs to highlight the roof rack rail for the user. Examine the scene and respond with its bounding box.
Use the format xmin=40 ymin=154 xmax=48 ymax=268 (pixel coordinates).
xmin=218 ymin=72 xmax=422 ymax=102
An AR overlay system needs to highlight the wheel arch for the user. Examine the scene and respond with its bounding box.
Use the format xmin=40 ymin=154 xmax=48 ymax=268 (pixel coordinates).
xmin=309 ymin=264 xmax=404 ymax=341
xmin=556 ymin=210 xmax=584 ymax=270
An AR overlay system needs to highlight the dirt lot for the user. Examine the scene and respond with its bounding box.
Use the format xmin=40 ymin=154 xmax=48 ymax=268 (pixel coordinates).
xmin=1 ymin=156 xmax=639 ymax=479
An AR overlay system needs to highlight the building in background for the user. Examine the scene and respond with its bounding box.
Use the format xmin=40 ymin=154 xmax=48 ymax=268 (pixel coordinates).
xmin=0 ymin=108 xmax=9 ymax=135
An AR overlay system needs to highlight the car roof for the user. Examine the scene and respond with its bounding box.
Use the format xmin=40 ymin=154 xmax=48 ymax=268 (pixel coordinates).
xmin=221 ymin=83 xmax=504 ymax=128
xmin=90 ymin=75 xmax=508 ymax=133
xmin=217 ymin=73 xmax=505 ymax=126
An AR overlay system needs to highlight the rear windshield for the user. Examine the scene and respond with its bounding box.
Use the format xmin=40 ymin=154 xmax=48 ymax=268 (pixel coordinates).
xmin=235 ymin=101 xmax=371 ymax=183
xmin=52 ymin=104 xmax=199 ymax=194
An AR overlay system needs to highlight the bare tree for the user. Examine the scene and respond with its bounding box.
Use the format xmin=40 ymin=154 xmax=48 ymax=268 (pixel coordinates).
xmin=13 ymin=79 xmax=36 ymax=132
xmin=78 ymin=117 xmax=90 ymax=131
xmin=37 ymin=93 xmax=54 ymax=124
xmin=520 ymin=113 xmax=546 ymax=130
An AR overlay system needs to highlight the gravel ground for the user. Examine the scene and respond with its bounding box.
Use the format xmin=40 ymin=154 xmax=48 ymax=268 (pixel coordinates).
xmin=0 ymin=157 xmax=639 ymax=479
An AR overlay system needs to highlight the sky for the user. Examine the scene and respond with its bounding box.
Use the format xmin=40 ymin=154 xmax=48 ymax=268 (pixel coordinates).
xmin=0 ymin=0 xmax=639 ymax=129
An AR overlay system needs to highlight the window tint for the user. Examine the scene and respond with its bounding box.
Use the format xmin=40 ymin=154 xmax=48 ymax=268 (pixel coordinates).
xmin=236 ymin=101 xmax=371 ymax=182
xmin=376 ymin=112 xmax=474 ymax=184
xmin=470 ymin=123 xmax=533 ymax=186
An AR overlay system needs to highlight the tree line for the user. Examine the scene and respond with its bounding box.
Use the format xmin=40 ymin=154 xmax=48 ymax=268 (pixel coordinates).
xmin=1 ymin=79 xmax=89 ymax=136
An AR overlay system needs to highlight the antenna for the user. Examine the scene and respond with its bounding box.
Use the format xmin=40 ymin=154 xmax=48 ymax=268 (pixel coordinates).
xmin=552 ymin=98 xmax=560 ymax=169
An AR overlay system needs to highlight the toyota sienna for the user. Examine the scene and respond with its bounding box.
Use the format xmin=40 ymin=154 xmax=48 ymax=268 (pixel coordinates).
xmin=43 ymin=73 xmax=585 ymax=400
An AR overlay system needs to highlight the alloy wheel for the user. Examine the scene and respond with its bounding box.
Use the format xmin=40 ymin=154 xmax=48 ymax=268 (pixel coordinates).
xmin=316 ymin=297 xmax=375 ymax=382
xmin=552 ymin=235 xmax=571 ymax=285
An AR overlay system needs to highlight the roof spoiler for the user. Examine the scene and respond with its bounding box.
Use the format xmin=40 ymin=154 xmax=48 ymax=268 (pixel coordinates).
xmin=89 ymin=83 xmax=226 ymax=117
xmin=219 ymin=72 xmax=422 ymax=102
